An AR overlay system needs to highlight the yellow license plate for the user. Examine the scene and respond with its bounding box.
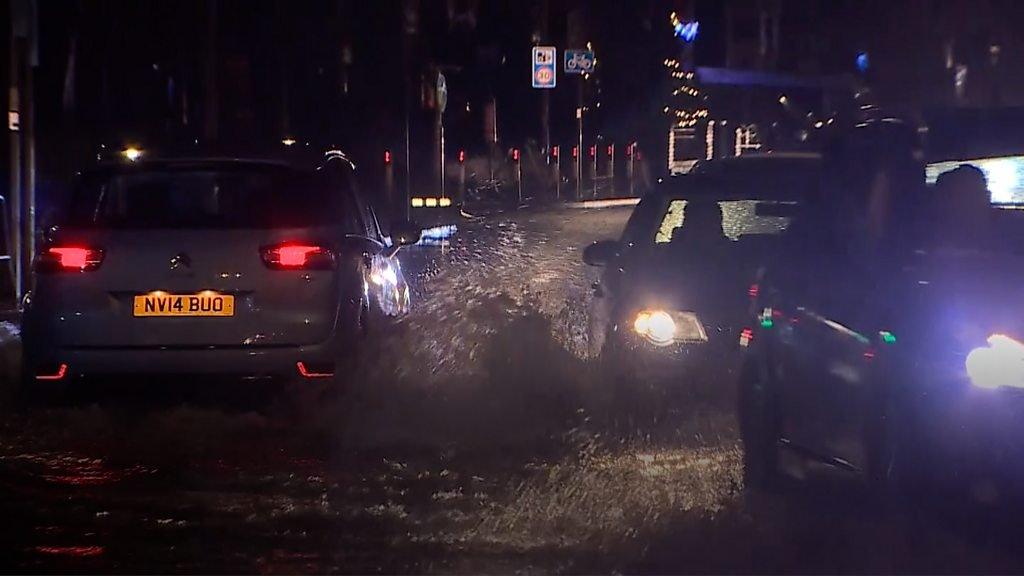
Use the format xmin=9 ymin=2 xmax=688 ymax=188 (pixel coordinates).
xmin=133 ymin=292 xmax=235 ymax=317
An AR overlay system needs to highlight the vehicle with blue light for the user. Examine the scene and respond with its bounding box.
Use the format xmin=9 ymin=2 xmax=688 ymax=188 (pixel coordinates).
xmin=739 ymin=172 xmax=1024 ymax=502
xmin=21 ymin=156 xmax=421 ymax=399
xmin=583 ymin=155 xmax=820 ymax=386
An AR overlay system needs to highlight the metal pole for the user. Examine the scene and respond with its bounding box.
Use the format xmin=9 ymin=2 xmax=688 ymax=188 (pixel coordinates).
xmin=539 ymin=0 xmax=550 ymax=155
xmin=576 ymin=107 xmax=583 ymax=200
xmin=21 ymin=36 xmax=34 ymax=295
xmin=489 ymin=96 xmax=497 ymax=182
xmin=404 ymin=104 xmax=411 ymax=220
xmin=439 ymin=120 xmax=445 ymax=198
xmin=541 ymin=90 xmax=550 ymax=158
xmin=203 ymin=0 xmax=219 ymax=143
xmin=7 ymin=44 xmax=21 ymax=299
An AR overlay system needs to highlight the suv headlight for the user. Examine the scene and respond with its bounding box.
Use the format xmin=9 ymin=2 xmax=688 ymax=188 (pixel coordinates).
xmin=633 ymin=310 xmax=708 ymax=346
xmin=966 ymin=335 xmax=1024 ymax=389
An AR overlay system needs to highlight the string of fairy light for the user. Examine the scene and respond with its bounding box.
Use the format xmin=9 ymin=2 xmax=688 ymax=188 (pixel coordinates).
xmin=663 ymin=12 xmax=708 ymax=129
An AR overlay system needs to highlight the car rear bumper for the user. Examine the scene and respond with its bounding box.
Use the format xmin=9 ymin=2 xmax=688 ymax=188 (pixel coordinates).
xmin=26 ymin=339 xmax=339 ymax=380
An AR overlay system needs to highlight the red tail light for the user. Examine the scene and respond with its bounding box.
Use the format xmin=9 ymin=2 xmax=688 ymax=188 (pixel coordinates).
xmin=261 ymin=243 xmax=335 ymax=270
xmin=37 ymin=246 xmax=104 ymax=272
xmin=297 ymin=361 xmax=334 ymax=378
xmin=36 ymin=363 xmax=68 ymax=381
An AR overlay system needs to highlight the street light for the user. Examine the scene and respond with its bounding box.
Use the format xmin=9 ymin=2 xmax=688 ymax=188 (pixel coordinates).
xmin=122 ymin=147 xmax=143 ymax=162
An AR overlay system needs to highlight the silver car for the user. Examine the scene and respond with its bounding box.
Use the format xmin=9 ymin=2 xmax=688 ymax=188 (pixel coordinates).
xmin=22 ymin=157 xmax=419 ymax=394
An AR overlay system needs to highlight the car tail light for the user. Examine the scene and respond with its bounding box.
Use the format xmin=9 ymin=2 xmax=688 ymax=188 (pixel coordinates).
xmin=36 ymin=246 xmax=105 ymax=273
xmin=36 ymin=363 xmax=68 ymax=381
xmin=261 ymin=243 xmax=335 ymax=270
xmin=296 ymin=361 xmax=334 ymax=378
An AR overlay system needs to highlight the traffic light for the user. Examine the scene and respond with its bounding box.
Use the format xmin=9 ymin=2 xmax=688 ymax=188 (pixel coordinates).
xmin=607 ymin=144 xmax=614 ymax=157
xmin=572 ymin=146 xmax=579 ymax=159
xmin=589 ymin=145 xmax=596 ymax=158
xmin=384 ymin=150 xmax=392 ymax=165
xmin=458 ymin=149 xmax=466 ymax=163
xmin=512 ymin=148 xmax=520 ymax=162
xmin=551 ymin=145 xmax=559 ymax=159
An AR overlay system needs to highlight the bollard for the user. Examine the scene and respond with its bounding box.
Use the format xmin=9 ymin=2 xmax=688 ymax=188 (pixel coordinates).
xmin=458 ymin=149 xmax=466 ymax=206
xmin=552 ymin=145 xmax=561 ymax=200
xmin=512 ymin=148 xmax=522 ymax=204
xmin=607 ymin=144 xmax=615 ymax=197
xmin=589 ymin=145 xmax=597 ymax=198
xmin=384 ymin=149 xmax=395 ymax=214
xmin=627 ymin=143 xmax=635 ymax=197
xmin=572 ymin=146 xmax=580 ymax=201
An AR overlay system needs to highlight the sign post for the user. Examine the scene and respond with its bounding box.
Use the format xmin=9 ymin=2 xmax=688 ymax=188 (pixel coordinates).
xmin=532 ymin=46 xmax=557 ymax=89
xmin=437 ymin=72 xmax=447 ymax=199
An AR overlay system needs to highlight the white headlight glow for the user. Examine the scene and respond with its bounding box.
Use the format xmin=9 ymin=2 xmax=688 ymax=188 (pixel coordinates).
xmin=967 ymin=334 xmax=1024 ymax=389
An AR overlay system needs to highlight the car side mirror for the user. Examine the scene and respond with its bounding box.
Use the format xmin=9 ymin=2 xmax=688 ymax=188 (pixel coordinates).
xmin=392 ymin=220 xmax=422 ymax=247
xmin=384 ymin=220 xmax=422 ymax=258
xmin=583 ymin=240 xmax=621 ymax=266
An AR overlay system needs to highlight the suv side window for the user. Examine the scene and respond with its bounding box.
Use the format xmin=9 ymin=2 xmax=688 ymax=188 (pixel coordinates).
xmin=351 ymin=190 xmax=382 ymax=242
xmin=321 ymin=160 xmax=363 ymax=234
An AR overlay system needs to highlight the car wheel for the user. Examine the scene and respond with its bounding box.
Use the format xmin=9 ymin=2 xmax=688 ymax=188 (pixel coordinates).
xmin=739 ymin=356 xmax=781 ymax=491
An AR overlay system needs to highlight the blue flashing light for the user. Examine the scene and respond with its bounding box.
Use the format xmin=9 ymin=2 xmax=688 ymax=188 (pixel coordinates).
xmin=675 ymin=21 xmax=699 ymax=43
xmin=856 ymin=52 xmax=869 ymax=73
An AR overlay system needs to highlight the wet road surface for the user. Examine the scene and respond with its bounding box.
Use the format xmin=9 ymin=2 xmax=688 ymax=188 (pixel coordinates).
xmin=1 ymin=206 xmax=1023 ymax=573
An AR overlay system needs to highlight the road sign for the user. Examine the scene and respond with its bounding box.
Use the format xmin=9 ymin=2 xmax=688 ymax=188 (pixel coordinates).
xmin=436 ymin=72 xmax=448 ymax=114
xmin=564 ymin=50 xmax=595 ymax=74
xmin=532 ymin=46 xmax=557 ymax=89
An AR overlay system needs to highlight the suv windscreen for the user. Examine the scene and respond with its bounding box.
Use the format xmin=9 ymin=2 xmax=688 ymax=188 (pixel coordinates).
xmin=67 ymin=165 xmax=339 ymax=229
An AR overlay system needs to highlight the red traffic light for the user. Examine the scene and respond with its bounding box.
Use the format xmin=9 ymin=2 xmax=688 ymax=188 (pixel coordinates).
xmin=551 ymin=145 xmax=559 ymax=159
xmin=572 ymin=146 xmax=578 ymax=159
xmin=589 ymin=145 xmax=596 ymax=158
xmin=384 ymin=150 xmax=392 ymax=165
xmin=607 ymin=144 xmax=614 ymax=157
xmin=512 ymin=148 xmax=520 ymax=162
xmin=458 ymin=149 xmax=466 ymax=163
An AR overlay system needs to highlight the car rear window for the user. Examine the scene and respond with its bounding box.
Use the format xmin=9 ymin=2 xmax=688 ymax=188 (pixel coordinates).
xmin=654 ymin=199 xmax=796 ymax=243
xmin=67 ymin=165 xmax=340 ymax=229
